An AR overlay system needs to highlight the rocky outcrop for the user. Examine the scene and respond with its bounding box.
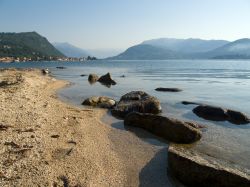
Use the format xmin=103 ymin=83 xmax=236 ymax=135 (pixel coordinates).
xmin=98 ymin=73 xmax=116 ymax=86
xmin=168 ymin=145 xmax=250 ymax=187
xmin=88 ymin=74 xmax=99 ymax=84
xmin=124 ymin=112 xmax=202 ymax=143
xmin=111 ymin=91 xmax=161 ymax=118
xmin=155 ymin=87 xmax=182 ymax=92
xmin=82 ymin=96 xmax=116 ymax=109
xmin=193 ymin=105 xmax=249 ymax=125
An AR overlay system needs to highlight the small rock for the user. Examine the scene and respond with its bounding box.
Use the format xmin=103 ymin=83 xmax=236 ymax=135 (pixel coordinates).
xmin=67 ymin=140 xmax=77 ymax=145
xmin=82 ymin=96 xmax=116 ymax=109
xmin=56 ymin=66 xmax=66 ymax=69
xmin=182 ymin=101 xmax=200 ymax=105
xmin=42 ymin=69 xmax=50 ymax=75
xmin=155 ymin=87 xmax=182 ymax=92
xmin=51 ymin=135 xmax=60 ymax=138
xmin=88 ymin=74 xmax=99 ymax=84
xmin=0 ymin=123 xmax=10 ymax=131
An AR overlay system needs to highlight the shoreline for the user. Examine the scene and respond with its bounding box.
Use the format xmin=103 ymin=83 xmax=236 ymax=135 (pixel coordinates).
xmin=0 ymin=69 xmax=173 ymax=186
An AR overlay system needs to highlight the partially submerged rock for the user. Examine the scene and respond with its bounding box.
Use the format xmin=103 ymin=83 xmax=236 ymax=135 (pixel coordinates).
xmin=82 ymin=96 xmax=116 ymax=109
xmin=193 ymin=105 xmax=249 ymax=125
xmin=111 ymin=91 xmax=161 ymax=118
xmin=80 ymin=74 xmax=87 ymax=77
xmin=168 ymin=145 xmax=250 ymax=187
xmin=56 ymin=66 xmax=66 ymax=69
xmin=98 ymin=73 xmax=116 ymax=86
xmin=42 ymin=68 xmax=50 ymax=75
xmin=155 ymin=87 xmax=182 ymax=92
xmin=124 ymin=112 xmax=202 ymax=143
xmin=193 ymin=105 xmax=228 ymax=121
xmin=182 ymin=101 xmax=200 ymax=105
xmin=88 ymin=74 xmax=99 ymax=84
xmin=227 ymin=110 xmax=250 ymax=125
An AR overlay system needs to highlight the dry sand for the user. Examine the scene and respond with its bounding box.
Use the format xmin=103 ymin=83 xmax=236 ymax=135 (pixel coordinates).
xmin=0 ymin=69 xmax=173 ymax=187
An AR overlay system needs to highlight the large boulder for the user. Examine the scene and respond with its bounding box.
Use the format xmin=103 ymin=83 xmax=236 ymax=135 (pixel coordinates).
xmin=88 ymin=74 xmax=99 ymax=84
xmin=82 ymin=96 xmax=116 ymax=109
xmin=98 ymin=73 xmax=116 ymax=86
xmin=124 ymin=112 xmax=202 ymax=143
xmin=111 ymin=91 xmax=161 ymax=118
xmin=168 ymin=145 xmax=250 ymax=187
xmin=155 ymin=87 xmax=182 ymax=92
xmin=193 ymin=105 xmax=249 ymax=125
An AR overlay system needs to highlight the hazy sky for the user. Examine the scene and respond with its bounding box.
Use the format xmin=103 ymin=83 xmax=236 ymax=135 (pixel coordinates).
xmin=0 ymin=0 xmax=250 ymax=50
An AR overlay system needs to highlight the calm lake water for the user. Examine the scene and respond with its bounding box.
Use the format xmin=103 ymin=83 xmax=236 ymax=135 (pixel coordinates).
xmin=1 ymin=59 xmax=250 ymax=171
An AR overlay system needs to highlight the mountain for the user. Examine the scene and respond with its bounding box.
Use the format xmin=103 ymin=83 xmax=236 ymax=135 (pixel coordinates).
xmin=142 ymin=38 xmax=229 ymax=54
xmin=207 ymin=39 xmax=250 ymax=59
xmin=53 ymin=42 xmax=89 ymax=58
xmin=109 ymin=38 xmax=250 ymax=60
xmin=109 ymin=44 xmax=182 ymax=60
xmin=0 ymin=32 xmax=64 ymax=58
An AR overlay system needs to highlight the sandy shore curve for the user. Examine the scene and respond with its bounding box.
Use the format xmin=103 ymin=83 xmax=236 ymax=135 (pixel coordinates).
xmin=0 ymin=69 xmax=172 ymax=187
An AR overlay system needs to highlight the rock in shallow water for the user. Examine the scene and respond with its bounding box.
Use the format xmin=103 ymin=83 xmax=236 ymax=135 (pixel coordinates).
xmin=88 ymin=74 xmax=99 ymax=84
xmin=56 ymin=66 xmax=66 ymax=69
xmin=98 ymin=73 xmax=116 ymax=86
xmin=111 ymin=91 xmax=161 ymax=118
xmin=42 ymin=69 xmax=50 ymax=75
xmin=155 ymin=87 xmax=182 ymax=92
xmin=82 ymin=96 xmax=116 ymax=109
xmin=124 ymin=112 xmax=202 ymax=143
xmin=193 ymin=105 xmax=250 ymax=125
xmin=168 ymin=144 xmax=250 ymax=187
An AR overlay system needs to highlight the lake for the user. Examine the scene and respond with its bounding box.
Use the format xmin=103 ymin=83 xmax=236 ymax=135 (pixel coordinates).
xmin=1 ymin=59 xmax=250 ymax=171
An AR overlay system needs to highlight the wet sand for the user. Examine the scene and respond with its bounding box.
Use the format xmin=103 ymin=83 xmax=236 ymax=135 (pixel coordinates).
xmin=0 ymin=69 xmax=174 ymax=186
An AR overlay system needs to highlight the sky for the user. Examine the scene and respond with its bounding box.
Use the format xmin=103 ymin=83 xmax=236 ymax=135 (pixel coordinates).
xmin=0 ymin=0 xmax=250 ymax=52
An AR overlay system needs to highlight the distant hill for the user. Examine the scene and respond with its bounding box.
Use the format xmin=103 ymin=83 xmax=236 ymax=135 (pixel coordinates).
xmin=53 ymin=42 xmax=89 ymax=58
xmin=0 ymin=32 xmax=64 ymax=58
xmin=206 ymin=39 xmax=250 ymax=59
xmin=110 ymin=44 xmax=182 ymax=60
xmin=142 ymin=38 xmax=229 ymax=54
xmin=109 ymin=38 xmax=250 ymax=60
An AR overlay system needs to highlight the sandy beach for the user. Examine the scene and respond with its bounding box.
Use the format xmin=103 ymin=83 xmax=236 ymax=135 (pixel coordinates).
xmin=0 ymin=69 xmax=171 ymax=187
